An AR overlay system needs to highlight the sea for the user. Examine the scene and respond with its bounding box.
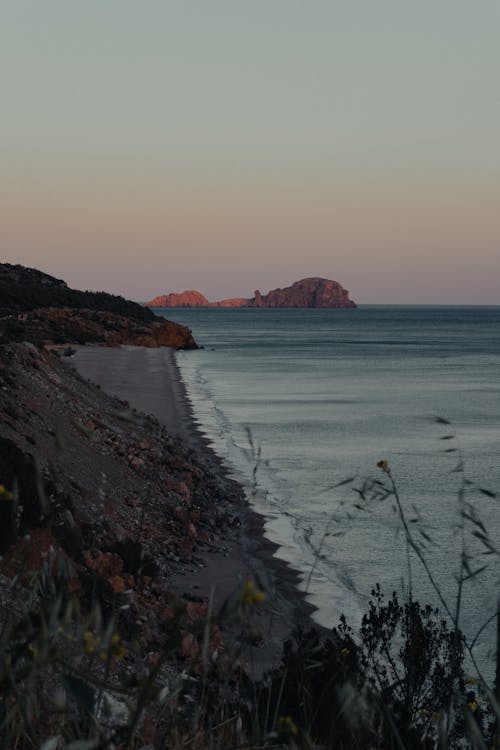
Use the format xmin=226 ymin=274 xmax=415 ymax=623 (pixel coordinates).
xmin=157 ymin=305 xmax=500 ymax=671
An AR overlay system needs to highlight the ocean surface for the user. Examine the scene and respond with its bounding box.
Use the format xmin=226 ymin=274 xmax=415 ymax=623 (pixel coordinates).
xmin=157 ymin=306 xmax=500 ymax=670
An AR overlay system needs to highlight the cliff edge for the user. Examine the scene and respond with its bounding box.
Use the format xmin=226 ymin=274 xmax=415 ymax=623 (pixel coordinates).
xmin=0 ymin=263 xmax=197 ymax=349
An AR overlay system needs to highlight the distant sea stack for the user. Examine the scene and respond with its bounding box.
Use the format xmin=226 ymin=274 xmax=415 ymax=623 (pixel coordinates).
xmin=146 ymin=277 xmax=357 ymax=309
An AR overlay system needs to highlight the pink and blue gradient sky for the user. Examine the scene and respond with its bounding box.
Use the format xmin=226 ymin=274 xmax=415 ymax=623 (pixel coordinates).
xmin=1 ymin=1 xmax=499 ymax=304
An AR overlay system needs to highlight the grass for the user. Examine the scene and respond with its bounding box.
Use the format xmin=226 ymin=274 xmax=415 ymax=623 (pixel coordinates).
xmin=1 ymin=420 xmax=499 ymax=748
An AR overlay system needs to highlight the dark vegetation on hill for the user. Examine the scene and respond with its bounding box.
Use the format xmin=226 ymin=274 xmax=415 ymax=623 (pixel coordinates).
xmin=0 ymin=263 xmax=197 ymax=349
xmin=0 ymin=263 xmax=154 ymax=321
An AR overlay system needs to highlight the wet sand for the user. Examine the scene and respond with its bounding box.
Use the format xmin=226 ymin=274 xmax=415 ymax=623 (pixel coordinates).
xmin=71 ymin=345 xmax=324 ymax=673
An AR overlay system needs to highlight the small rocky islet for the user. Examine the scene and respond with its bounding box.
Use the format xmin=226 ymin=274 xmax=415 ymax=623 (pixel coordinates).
xmin=146 ymin=276 xmax=357 ymax=308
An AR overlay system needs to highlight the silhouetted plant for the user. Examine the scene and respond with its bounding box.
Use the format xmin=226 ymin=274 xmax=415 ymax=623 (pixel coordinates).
xmin=358 ymin=585 xmax=465 ymax=748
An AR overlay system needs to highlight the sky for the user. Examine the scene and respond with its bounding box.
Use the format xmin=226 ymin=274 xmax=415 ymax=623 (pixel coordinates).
xmin=1 ymin=1 xmax=499 ymax=304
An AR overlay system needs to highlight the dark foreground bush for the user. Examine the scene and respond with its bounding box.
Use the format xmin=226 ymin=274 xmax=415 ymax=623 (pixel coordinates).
xmin=263 ymin=587 xmax=474 ymax=748
xmin=1 ymin=559 xmax=495 ymax=749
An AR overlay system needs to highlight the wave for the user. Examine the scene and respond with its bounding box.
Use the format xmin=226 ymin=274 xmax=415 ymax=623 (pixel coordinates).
xmin=175 ymin=349 xmax=368 ymax=629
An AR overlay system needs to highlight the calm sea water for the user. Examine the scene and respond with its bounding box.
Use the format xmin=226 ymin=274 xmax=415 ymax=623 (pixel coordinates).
xmin=158 ymin=306 xmax=500 ymax=668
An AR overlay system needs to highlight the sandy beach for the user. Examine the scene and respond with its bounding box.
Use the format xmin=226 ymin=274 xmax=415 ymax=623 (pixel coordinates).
xmin=71 ymin=345 xmax=320 ymax=673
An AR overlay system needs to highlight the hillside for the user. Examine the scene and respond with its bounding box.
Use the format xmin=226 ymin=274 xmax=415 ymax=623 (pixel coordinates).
xmin=0 ymin=263 xmax=197 ymax=349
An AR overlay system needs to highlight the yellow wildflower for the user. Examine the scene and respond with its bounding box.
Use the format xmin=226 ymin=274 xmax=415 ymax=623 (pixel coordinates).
xmin=468 ymin=701 xmax=478 ymax=713
xmin=277 ymin=716 xmax=298 ymax=736
xmin=240 ymin=580 xmax=266 ymax=607
xmin=114 ymin=643 xmax=126 ymax=660
xmin=466 ymin=676 xmax=475 ymax=685
xmin=110 ymin=633 xmax=126 ymax=660
xmin=340 ymin=647 xmax=350 ymax=656
xmin=420 ymin=708 xmax=430 ymax=716
xmin=83 ymin=630 xmax=99 ymax=654
xmin=0 ymin=484 xmax=14 ymax=502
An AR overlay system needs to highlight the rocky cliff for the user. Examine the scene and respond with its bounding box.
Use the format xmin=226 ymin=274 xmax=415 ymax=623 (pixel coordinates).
xmin=0 ymin=263 xmax=197 ymax=349
xmin=252 ymin=277 xmax=356 ymax=308
xmin=147 ymin=290 xmax=211 ymax=307
xmin=146 ymin=276 xmax=356 ymax=309
xmin=0 ymin=307 xmax=197 ymax=349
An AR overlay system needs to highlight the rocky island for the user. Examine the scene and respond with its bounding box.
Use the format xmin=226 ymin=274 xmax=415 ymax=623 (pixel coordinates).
xmin=146 ymin=276 xmax=357 ymax=309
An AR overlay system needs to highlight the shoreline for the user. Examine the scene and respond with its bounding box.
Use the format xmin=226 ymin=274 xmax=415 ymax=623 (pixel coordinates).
xmin=71 ymin=345 xmax=324 ymax=672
